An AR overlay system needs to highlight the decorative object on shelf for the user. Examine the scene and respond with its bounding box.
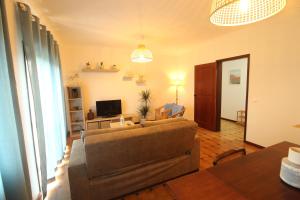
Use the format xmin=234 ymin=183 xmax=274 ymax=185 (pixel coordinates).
xmin=85 ymin=62 xmax=92 ymax=69
xmin=87 ymin=109 xmax=95 ymax=120
xmin=73 ymin=106 xmax=81 ymax=110
xmin=210 ymin=0 xmax=287 ymax=26
xmin=111 ymin=64 xmax=117 ymax=70
xmin=96 ymin=62 xmax=104 ymax=70
xmin=136 ymin=75 xmax=146 ymax=85
xmin=138 ymin=90 xmax=151 ymax=124
xmin=280 ymin=147 xmax=300 ymax=189
xmin=131 ymin=44 xmax=153 ymax=63
xmin=82 ymin=62 xmax=120 ymax=73
xmin=123 ymin=71 xmax=134 ymax=81
xmin=71 ymin=88 xmax=80 ymax=98
xmin=69 ymin=73 xmax=79 ymax=81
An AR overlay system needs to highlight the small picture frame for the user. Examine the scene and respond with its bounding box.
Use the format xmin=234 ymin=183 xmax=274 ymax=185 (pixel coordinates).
xmin=229 ymin=69 xmax=241 ymax=84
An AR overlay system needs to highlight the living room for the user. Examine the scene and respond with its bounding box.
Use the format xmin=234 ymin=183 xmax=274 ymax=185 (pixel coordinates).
xmin=1 ymin=0 xmax=300 ymax=200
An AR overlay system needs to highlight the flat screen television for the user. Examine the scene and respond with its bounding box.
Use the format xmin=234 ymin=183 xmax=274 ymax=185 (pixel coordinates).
xmin=96 ymin=99 xmax=122 ymax=117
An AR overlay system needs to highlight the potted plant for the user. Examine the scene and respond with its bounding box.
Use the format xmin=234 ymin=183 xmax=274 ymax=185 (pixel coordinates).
xmin=138 ymin=90 xmax=151 ymax=124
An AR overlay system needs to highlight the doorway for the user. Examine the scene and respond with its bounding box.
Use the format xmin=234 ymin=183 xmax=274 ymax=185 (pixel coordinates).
xmin=217 ymin=55 xmax=250 ymax=140
xmin=194 ymin=54 xmax=250 ymax=141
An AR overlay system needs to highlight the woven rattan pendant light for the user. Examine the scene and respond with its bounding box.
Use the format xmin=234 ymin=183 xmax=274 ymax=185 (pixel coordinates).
xmin=210 ymin=0 xmax=287 ymax=26
xmin=131 ymin=44 xmax=153 ymax=63
xmin=131 ymin=0 xmax=153 ymax=63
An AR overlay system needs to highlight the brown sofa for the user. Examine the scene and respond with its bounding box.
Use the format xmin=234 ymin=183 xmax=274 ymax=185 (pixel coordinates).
xmin=68 ymin=118 xmax=199 ymax=200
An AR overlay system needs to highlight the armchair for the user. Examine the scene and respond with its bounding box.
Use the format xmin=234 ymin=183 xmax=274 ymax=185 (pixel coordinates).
xmin=155 ymin=103 xmax=185 ymax=120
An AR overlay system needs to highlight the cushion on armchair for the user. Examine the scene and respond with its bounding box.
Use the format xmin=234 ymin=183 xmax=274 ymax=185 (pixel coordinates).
xmin=172 ymin=104 xmax=184 ymax=116
xmin=163 ymin=103 xmax=176 ymax=117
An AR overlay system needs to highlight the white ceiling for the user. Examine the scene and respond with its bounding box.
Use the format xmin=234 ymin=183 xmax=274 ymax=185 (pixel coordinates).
xmin=32 ymin=0 xmax=240 ymax=49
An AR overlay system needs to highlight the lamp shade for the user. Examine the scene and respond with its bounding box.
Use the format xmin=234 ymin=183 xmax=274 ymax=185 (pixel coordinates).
xmin=131 ymin=44 xmax=153 ymax=63
xmin=210 ymin=0 xmax=287 ymax=26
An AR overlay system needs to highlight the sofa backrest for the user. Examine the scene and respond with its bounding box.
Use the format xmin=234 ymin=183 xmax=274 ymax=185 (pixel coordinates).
xmin=81 ymin=124 xmax=142 ymax=140
xmin=84 ymin=120 xmax=198 ymax=179
xmin=142 ymin=117 xmax=187 ymax=127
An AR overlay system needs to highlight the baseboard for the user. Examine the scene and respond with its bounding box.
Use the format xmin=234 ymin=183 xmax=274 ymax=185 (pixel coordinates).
xmin=221 ymin=117 xmax=237 ymax=123
xmin=245 ymin=141 xmax=265 ymax=149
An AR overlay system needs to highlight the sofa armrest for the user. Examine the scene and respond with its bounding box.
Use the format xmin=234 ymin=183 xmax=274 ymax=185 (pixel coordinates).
xmin=68 ymin=140 xmax=90 ymax=200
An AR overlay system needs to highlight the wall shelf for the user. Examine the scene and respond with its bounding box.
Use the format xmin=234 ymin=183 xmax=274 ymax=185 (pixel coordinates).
xmin=68 ymin=98 xmax=82 ymax=101
xmin=70 ymin=110 xmax=83 ymax=113
xmin=82 ymin=68 xmax=120 ymax=73
xmin=71 ymin=121 xmax=84 ymax=125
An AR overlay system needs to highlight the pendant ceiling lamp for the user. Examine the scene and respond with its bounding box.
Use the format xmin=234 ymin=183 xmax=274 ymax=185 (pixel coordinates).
xmin=131 ymin=0 xmax=153 ymax=63
xmin=210 ymin=0 xmax=287 ymax=26
xmin=131 ymin=44 xmax=153 ymax=63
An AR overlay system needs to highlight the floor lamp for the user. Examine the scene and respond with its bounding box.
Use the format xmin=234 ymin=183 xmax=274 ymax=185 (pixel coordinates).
xmin=172 ymin=80 xmax=183 ymax=105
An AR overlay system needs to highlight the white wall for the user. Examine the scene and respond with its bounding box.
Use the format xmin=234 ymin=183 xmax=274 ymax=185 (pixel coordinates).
xmin=221 ymin=58 xmax=248 ymax=121
xmin=60 ymin=44 xmax=192 ymax=120
xmin=177 ymin=1 xmax=300 ymax=147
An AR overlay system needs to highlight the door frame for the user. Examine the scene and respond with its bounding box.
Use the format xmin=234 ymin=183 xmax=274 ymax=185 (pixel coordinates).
xmin=216 ymin=54 xmax=250 ymax=141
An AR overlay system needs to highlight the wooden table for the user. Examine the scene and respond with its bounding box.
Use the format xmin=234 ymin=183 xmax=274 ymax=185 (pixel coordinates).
xmin=167 ymin=142 xmax=300 ymax=200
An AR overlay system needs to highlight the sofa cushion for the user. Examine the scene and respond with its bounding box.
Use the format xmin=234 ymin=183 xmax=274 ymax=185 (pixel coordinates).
xmin=142 ymin=117 xmax=187 ymax=127
xmin=84 ymin=120 xmax=197 ymax=179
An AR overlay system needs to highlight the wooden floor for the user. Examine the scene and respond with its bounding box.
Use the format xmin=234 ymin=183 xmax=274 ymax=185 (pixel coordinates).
xmin=45 ymin=120 xmax=260 ymax=200
xmin=199 ymin=120 xmax=258 ymax=169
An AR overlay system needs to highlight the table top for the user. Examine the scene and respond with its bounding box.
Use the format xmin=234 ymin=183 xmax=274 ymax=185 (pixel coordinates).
xmin=167 ymin=142 xmax=300 ymax=200
xmin=86 ymin=114 xmax=136 ymax=123
xmin=110 ymin=120 xmax=134 ymax=128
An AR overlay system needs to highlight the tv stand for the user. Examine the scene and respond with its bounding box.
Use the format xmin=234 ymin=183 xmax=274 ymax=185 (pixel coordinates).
xmin=85 ymin=114 xmax=138 ymax=130
xmin=101 ymin=115 xmax=117 ymax=118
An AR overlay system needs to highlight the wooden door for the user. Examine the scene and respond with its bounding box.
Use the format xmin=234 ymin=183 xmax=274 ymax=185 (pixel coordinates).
xmin=194 ymin=62 xmax=219 ymax=131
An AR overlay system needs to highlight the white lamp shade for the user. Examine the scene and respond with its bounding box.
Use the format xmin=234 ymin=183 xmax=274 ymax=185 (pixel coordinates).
xmin=131 ymin=44 xmax=153 ymax=63
xmin=210 ymin=0 xmax=287 ymax=26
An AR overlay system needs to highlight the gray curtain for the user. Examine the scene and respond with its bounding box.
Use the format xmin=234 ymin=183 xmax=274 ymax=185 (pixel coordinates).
xmin=31 ymin=15 xmax=48 ymax=197
xmin=54 ymin=42 xmax=68 ymax=138
xmin=17 ymin=1 xmax=68 ymax=197
xmin=0 ymin=171 xmax=5 ymax=200
xmin=0 ymin=0 xmax=31 ymax=199
xmin=47 ymin=31 xmax=64 ymax=159
xmin=17 ymin=2 xmax=47 ymax=197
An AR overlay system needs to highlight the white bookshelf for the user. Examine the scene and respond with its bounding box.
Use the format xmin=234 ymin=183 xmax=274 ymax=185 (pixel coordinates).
xmin=66 ymin=87 xmax=85 ymax=137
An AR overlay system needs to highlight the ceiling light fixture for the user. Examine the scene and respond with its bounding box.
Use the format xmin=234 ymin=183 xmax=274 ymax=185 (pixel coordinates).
xmin=131 ymin=0 xmax=153 ymax=63
xmin=131 ymin=44 xmax=153 ymax=63
xmin=210 ymin=0 xmax=287 ymax=26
